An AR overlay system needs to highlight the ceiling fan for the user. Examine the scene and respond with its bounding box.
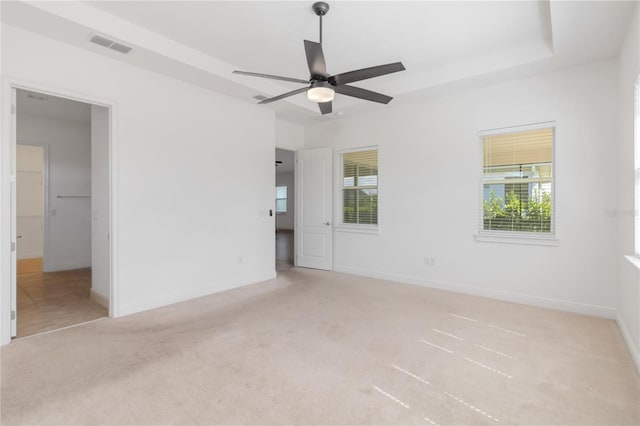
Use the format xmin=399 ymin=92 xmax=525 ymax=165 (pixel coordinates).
xmin=233 ymin=1 xmax=406 ymax=115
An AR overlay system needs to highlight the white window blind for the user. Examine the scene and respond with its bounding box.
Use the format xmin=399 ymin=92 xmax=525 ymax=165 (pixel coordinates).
xmin=342 ymin=149 xmax=378 ymax=225
xmin=480 ymin=125 xmax=554 ymax=235
xmin=276 ymin=185 xmax=287 ymax=214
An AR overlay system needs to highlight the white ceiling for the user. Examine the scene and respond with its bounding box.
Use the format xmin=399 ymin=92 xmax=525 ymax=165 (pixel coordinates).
xmin=16 ymin=88 xmax=91 ymax=124
xmin=2 ymin=1 xmax=635 ymax=124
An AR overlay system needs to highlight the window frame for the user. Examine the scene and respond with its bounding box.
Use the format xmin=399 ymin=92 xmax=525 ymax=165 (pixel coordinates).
xmin=626 ymin=76 xmax=640 ymax=269
xmin=336 ymin=146 xmax=380 ymax=234
xmin=275 ymin=185 xmax=287 ymax=215
xmin=634 ymin=76 xmax=640 ymax=258
xmin=475 ymin=121 xmax=558 ymax=246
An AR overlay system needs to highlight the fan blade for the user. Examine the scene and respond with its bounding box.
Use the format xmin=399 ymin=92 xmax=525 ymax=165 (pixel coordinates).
xmin=334 ymin=85 xmax=393 ymax=104
xmin=258 ymin=87 xmax=309 ymax=104
xmin=304 ymin=40 xmax=328 ymax=78
xmin=233 ymin=70 xmax=309 ymax=85
xmin=330 ymin=62 xmax=405 ymax=86
xmin=318 ymin=101 xmax=332 ymax=115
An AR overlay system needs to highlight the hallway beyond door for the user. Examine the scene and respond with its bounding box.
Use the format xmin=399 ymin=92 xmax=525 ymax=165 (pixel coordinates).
xmin=17 ymin=268 xmax=107 ymax=338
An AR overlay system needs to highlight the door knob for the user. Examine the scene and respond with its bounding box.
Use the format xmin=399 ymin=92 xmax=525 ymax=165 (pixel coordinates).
xmin=323 ymin=222 xmax=331 ymax=226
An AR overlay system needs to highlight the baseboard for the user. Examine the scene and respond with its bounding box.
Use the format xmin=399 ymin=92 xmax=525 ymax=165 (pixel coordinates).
xmin=118 ymin=271 xmax=277 ymax=317
xmin=45 ymin=261 xmax=91 ymax=272
xmin=333 ymin=265 xmax=616 ymax=319
xmin=17 ymin=257 xmax=42 ymax=275
xmin=616 ymin=312 xmax=640 ymax=375
xmin=90 ymin=289 xmax=109 ymax=309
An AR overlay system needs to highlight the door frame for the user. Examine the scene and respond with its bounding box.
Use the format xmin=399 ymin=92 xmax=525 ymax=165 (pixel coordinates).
xmin=1 ymin=78 xmax=119 ymax=344
xmin=16 ymin=142 xmax=50 ymax=272
xmin=274 ymin=147 xmax=298 ymax=269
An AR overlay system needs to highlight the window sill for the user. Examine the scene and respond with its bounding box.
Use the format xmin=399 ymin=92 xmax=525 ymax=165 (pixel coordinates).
xmin=335 ymin=225 xmax=380 ymax=235
xmin=474 ymin=232 xmax=558 ymax=246
xmin=625 ymin=255 xmax=640 ymax=270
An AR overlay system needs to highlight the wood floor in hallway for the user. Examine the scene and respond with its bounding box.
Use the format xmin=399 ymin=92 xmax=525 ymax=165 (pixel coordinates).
xmin=16 ymin=268 xmax=108 ymax=338
xmin=276 ymin=229 xmax=294 ymax=272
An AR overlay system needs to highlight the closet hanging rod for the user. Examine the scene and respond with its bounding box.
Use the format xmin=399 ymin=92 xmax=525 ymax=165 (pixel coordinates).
xmin=56 ymin=195 xmax=91 ymax=198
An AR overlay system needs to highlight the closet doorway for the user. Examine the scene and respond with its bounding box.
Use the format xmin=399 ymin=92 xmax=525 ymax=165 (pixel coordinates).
xmin=11 ymin=88 xmax=111 ymax=338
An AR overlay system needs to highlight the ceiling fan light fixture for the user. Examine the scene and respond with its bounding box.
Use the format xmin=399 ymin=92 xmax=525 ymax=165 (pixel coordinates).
xmin=307 ymin=81 xmax=335 ymax=103
xmin=233 ymin=2 xmax=405 ymax=114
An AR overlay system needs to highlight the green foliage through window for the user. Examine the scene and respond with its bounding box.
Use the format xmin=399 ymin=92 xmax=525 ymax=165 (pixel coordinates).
xmin=483 ymin=188 xmax=551 ymax=232
xmin=342 ymin=149 xmax=378 ymax=225
xmin=482 ymin=126 xmax=554 ymax=234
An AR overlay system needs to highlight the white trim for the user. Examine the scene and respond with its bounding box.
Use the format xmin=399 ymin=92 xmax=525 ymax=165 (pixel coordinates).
xmin=1 ymin=77 xmax=118 ymax=345
xmin=474 ymin=233 xmax=559 ymax=246
xmin=335 ymin=145 xmax=380 ymax=230
xmin=634 ymin=76 xmax=640 ymax=256
xmin=333 ymin=265 xmax=616 ymax=319
xmin=625 ymin=255 xmax=640 ymax=270
xmin=616 ymin=311 xmax=640 ymax=375
xmin=46 ymin=262 xmax=92 ymax=272
xmin=478 ymin=120 xmax=556 ymax=136
xmin=335 ymin=224 xmax=380 ymax=235
xmin=90 ymin=289 xmax=109 ymax=309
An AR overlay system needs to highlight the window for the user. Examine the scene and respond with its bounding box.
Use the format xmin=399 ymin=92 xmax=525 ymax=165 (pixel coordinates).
xmin=635 ymin=77 xmax=640 ymax=257
xmin=480 ymin=123 xmax=555 ymax=237
xmin=275 ymin=185 xmax=287 ymax=214
xmin=341 ymin=148 xmax=378 ymax=226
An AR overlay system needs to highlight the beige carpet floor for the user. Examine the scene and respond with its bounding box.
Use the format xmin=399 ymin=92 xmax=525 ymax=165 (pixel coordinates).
xmin=1 ymin=268 xmax=638 ymax=425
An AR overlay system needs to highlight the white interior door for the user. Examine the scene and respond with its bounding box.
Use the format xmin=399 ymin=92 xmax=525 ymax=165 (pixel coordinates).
xmin=296 ymin=147 xmax=332 ymax=270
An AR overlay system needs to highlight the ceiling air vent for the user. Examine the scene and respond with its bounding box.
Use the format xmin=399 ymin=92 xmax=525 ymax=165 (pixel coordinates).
xmin=90 ymin=34 xmax=132 ymax=54
xmin=27 ymin=93 xmax=49 ymax=102
xmin=110 ymin=43 xmax=132 ymax=54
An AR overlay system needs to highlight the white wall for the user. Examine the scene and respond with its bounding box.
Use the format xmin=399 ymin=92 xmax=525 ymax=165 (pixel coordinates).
xmin=91 ymin=105 xmax=110 ymax=307
xmin=305 ymin=60 xmax=619 ymax=317
xmin=1 ymin=25 xmax=276 ymax=344
xmin=276 ymin=119 xmax=304 ymax=151
xmin=17 ymin=112 xmax=92 ymax=271
xmin=276 ymin=172 xmax=294 ymax=230
xmin=616 ymin=5 xmax=640 ymax=372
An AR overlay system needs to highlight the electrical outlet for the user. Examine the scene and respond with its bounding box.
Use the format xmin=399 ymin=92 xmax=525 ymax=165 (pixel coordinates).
xmin=424 ymin=256 xmax=436 ymax=266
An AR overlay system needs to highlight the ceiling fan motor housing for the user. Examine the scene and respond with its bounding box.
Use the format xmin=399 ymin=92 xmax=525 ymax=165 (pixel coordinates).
xmin=312 ymin=2 xmax=330 ymax=16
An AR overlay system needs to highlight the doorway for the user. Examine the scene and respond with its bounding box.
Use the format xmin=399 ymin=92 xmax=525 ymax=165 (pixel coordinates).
xmin=11 ymin=88 xmax=111 ymax=338
xmin=275 ymin=148 xmax=295 ymax=271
